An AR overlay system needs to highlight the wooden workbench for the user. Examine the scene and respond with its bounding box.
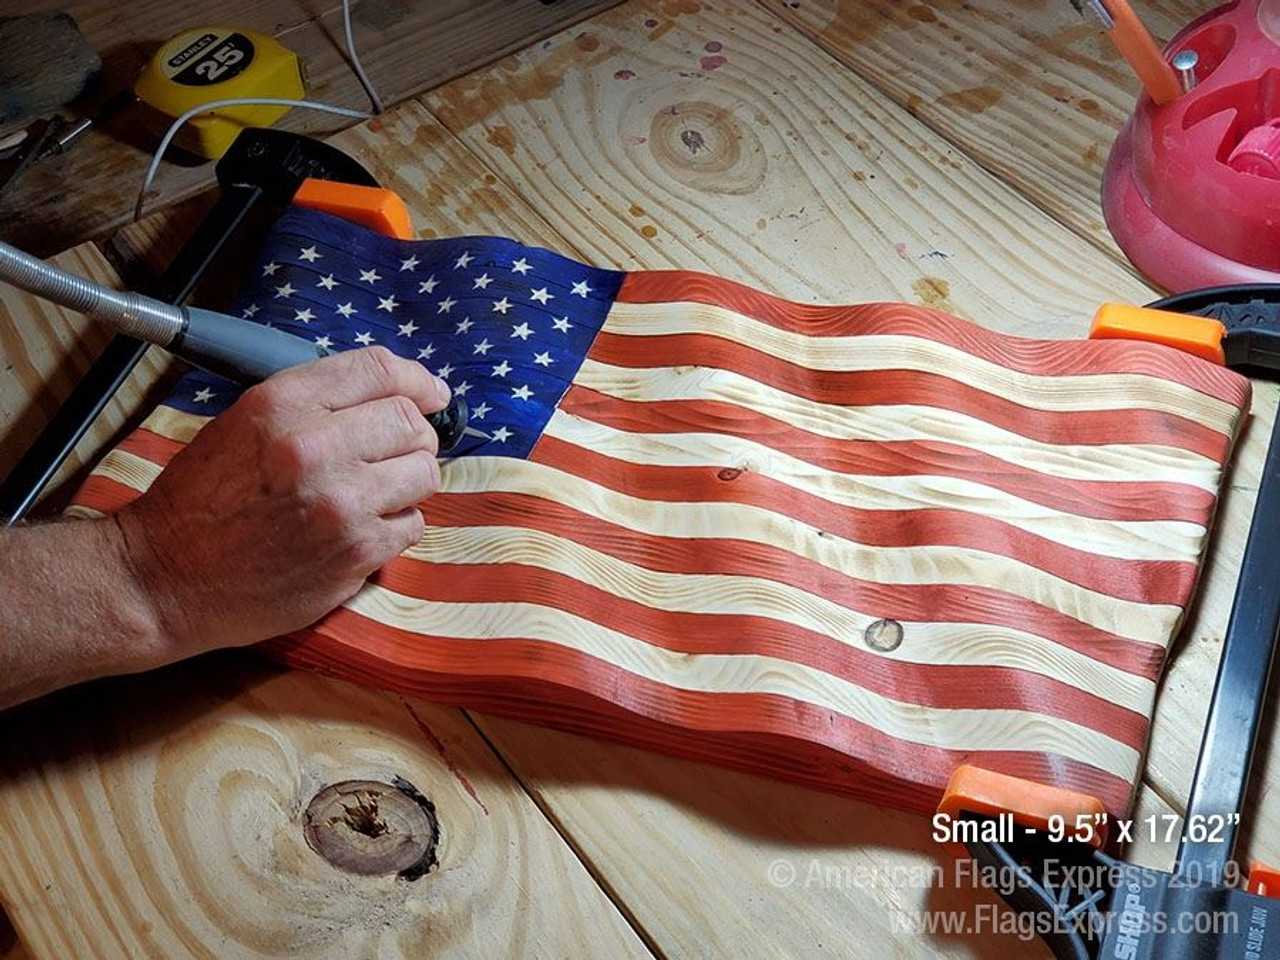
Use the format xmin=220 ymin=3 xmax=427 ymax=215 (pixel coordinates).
xmin=2 ymin=1 xmax=1270 ymax=957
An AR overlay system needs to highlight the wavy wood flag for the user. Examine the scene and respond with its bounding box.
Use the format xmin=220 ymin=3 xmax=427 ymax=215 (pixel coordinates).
xmin=69 ymin=207 xmax=1252 ymax=820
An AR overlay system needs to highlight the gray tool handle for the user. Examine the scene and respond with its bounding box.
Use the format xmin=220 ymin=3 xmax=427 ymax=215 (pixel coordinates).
xmin=176 ymin=307 xmax=327 ymax=384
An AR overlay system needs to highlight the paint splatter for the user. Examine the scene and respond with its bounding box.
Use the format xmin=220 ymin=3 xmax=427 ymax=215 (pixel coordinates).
xmin=705 ymin=41 xmax=723 ymax=53
xmin=641 ymin=225 xmax=659 ymax=238
xmin=624 ymin=134 xmax=648 ymax=146
xmin=615 ymin=69 xmax=636 ymax=80
xmin=893 ymin=241 xmax=908 ymax=259
xmin=700 ymin=54 xmax=727 ymax=71
xmin=912 ymin=276 xmax=954 ymax=312
xmin=575 ymin=33 xmax=600 ymax=52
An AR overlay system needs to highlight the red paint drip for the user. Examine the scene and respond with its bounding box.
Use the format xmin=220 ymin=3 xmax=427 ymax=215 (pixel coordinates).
xmin=402 ymin=699 xmax=490 ymax=816
xmin=700 ymin=55 xmax=727 ymax=71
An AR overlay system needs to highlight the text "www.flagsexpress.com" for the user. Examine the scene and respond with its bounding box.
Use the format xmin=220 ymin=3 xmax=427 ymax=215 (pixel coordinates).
xmin=888 ymin=904 xmax=1239 ymax=943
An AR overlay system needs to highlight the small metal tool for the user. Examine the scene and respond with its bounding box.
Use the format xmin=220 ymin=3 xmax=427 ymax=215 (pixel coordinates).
xmin=1172 ymin=48 xmax=1200 ymax=93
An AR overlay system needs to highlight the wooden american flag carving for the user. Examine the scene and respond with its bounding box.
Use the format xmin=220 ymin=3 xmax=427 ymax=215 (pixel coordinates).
xmin=70 ymin=207 xmax=1252 ymax=819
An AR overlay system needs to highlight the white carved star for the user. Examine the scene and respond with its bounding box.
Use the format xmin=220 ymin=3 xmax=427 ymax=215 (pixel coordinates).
xmin=399 ymin=255 xmax=419 ymax=272
xmin=473 ymin=338 xmax=493 ymax=355
xmin=454 ymin=380 xmax=472 ymax=396
xmin=193 ymin=387 xmax=215 ymax=403
xmin=336 ymin=302 xmax=357 ymax=317
xmin=359 ymin=268 xmax=381 ymax=284
xmin=294 ymin=308 xmax=315 ymax=323
xmin=529 ymin=287 xmax=553 ymax=304
xmin=472 ymin=402 xmax=491 ymax=420
xmin=377 ymin=296 xmax=399 ymax=313
xmin=533 ymin=351 xmax=553 ymax=367
xmin=510 ymin=322 xmax=532 ymax=340
xmin=242 ymin=303 xmax=260 ymax=318
xmin=316 ymin=274 xmax=338 ymax=290
xmin=455 ymin=317 xmax=474 ymax=333
xmin=397 ymin=320 xmax=419 ymax=337
xmin=274 ymin=282 xmax=296 ymax=299
xmin=437 ymin=296 xmax=457 ymax=314
xmin=511 ymin=257 xmax=532 ymax=275
xmin=492 ymin=297 xmax=512 ymax=315
xmin=417 ymin=344 xmax=436 ymax=360
xmin=418 ymin=276 xmax=439 ymax=294
xmin=315 ymin=335 xmax=334 ymax=350
xmin=472 ymin=273 xmax=493 ymax=290
xmin=261 ymin=262 xmax=281 ymax=276
xmin=298 ymin=245 xmax=322 ymax=262
xmin=552 ymin=316 xmax=572 ymax=332
xmin=354 ymin=331 xmax=376 ymax=345
xmin=491 ymin=360 xmax=512 ymax=377
xmin=511 ymin=384 xmax=533 ymax=401
xmin=491 ymin=426 xmax=512 ymax=443
xmin=571 ymin=280 xmax=592 ymax=298
xmin=437 ymin=363 xmax=455 ymax=379
xmin=454 ymin=251 xmax=474 ymax=269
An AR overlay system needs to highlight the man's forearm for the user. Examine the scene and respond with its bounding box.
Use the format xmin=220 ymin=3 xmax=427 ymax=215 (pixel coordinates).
xmin=0 ymin=517 xmax=161 ymax=710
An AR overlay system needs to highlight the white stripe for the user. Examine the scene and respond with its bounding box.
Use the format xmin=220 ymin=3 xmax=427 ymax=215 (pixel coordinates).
xmin=604 ymin=299 xmax=1242 ymax=432
xmin=347 ymin=584 xmax=1140 ymax=781
xmin=404 ymin=523 xmax=1156 ymax=713
xmin=574 ymin=359 xmax=1224 ymax=492
xmin=439 ymin=455 xmax=1183 ymax=645
xmin=545 ymin=408 xmax=1207 ymax=562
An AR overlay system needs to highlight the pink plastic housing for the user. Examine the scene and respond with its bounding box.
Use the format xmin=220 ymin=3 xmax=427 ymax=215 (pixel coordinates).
xmin=1104 ymin=1 xmax=1280 ymax=290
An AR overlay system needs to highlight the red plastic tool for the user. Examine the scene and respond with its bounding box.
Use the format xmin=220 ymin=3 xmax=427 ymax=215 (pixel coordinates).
xmin=1104 ymin=0 xmax=1280 ymax=290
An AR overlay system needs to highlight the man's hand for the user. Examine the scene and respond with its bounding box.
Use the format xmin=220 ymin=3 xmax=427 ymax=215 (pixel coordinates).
xmin=117 ymin=346 xmax=450 ymax=660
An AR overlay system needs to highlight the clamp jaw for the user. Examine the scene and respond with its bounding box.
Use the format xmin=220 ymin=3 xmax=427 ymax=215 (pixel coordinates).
xmin=943 ymin=285 xmax=1280 ymax=960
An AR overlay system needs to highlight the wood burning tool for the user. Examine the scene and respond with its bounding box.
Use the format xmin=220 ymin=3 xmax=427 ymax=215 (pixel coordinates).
xmin=0 ymin=129 xmax=451 ymax=527
xmin=0 ymin=240 xmax=475 ymax=449
xmin=937 ymin=291 xmax=1280 ymax=960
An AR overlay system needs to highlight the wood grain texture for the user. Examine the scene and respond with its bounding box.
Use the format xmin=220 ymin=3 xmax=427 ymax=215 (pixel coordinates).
xmin=756 ymin=0 xmax=1212 ymax=262
xmin=0 ymin=243 xmax=176 ymax=511
xmin=2 ymin=0 xmax=1272 ymax=956
xmin=754 ymin=0 xmax=1280 ymax=880
xmin=0 ymin=0 xmax=621 ymax=255
xmin=0 ymin=662 xmax=651 ymax=960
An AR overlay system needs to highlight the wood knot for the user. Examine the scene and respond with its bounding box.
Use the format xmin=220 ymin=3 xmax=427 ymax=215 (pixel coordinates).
xmin=645 ymin=100 xmax=766 ymax=195
xmin=303 ymin=777 xmax=439 ymax=880
xmin=864 ymin=618 xmax=904 ymax=652
xmin=717 ymin=467 xmax=744 ymax=481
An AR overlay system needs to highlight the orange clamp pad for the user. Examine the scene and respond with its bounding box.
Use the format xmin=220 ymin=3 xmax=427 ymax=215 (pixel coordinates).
xmin=1249 ymin=861 xmax=1280 ymax=899
xmin=936 ymin=765 xmax=1109 ymax=857
xmin=293 ymin=179 xmax=415 ymax=240
xmin=1090 ymin=302 xmax=1227 ymax=365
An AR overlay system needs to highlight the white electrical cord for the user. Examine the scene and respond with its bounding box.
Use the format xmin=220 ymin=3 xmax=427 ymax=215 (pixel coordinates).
xmin=342 ymin=0 xmax=385 ymax=114
xmin=134 ymin=98 xmax=371 ymax=221
xmin=134 ymin=0 xmax=386 ymax=221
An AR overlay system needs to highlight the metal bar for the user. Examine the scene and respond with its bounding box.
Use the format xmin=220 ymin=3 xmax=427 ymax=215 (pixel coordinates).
xmin=1176 ymin=415 xmax=1280 ymax=881
xmin=0 ymin=182 xmax=262 ymax=526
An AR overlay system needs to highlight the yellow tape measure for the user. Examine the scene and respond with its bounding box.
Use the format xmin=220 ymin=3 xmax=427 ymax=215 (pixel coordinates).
xmin=134 ymin=27 xmax=304 ymax=159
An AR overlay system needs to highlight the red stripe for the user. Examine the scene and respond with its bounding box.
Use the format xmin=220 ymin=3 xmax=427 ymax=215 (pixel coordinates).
xmin=615 ymin=271 xmax=1252 ymax=410
xmin=72 ymin=474 xmax=146 ymax=514
xmin=559 ymin=382 xmax=1218 ymax=525
xmin=270 ymin=611 xmax=1136 ymax=819
xmin=417 ymin=486 xmax=1167 ymax=678
xmin=529 ymin=432 xmax=1196 ymax=617
xmin=586 ymin=330 xmax=1235 ymax=461
xmin=372 ymin=550 xmax=1148 ymax=749
xmin=116 ymin=427 xmax=184 ymax=467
